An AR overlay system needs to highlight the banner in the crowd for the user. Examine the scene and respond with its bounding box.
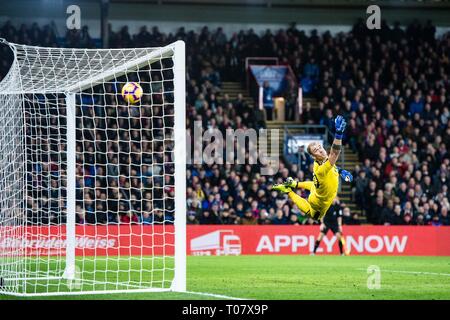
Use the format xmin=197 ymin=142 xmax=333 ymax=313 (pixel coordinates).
xmin=1 ymin=225 xmax=449 ymax=256
xmin=249 ymin=65 xmax=288 ymax=94
xmin=285 ymin=134 xmax=324 ymax=154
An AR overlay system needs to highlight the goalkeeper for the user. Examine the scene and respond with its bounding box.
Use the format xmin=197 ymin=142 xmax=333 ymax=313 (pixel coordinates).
xmin=272 ymin=115 xmax=353 ymax=221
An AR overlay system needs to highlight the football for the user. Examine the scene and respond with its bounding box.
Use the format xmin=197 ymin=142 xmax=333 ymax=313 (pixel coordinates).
xmin=121 ymin=82 xmax=143 ymax=104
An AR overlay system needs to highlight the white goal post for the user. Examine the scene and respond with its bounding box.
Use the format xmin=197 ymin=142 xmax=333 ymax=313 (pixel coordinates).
xmin=0 ymin=39 xmax=186 ymax=296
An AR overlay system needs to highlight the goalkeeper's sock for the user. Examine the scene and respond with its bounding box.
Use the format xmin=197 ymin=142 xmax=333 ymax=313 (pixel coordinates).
xmin=338 ymin=239 xmax=344 ymax=255
xmin=288 ymin=191 xmax=312 ymax=216
xmin=289 ymin=180 xmax=314 ymax=191
xmin=296 ymin=181 xmax=314 ymax=191
xmin=313 ymin=240 xmax=321 ymax=253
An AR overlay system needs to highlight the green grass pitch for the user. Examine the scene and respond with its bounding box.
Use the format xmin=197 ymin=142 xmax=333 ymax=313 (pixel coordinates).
xmin=1 ymin=255 xmax=449 ymax=300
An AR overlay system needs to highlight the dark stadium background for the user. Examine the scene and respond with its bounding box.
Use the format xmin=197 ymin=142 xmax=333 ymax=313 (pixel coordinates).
xmin=0 ymin=1 xmax=449 ymax=227
xmin=0 ymin=0 xmax=450 ymax=303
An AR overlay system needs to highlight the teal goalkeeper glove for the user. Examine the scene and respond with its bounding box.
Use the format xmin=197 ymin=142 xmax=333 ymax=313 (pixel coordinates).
xmin=338 ymin=168 xmax=353 ymax=182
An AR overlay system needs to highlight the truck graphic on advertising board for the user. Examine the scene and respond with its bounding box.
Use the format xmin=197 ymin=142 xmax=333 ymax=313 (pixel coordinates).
xmin=190 ymin=230 xmax=241 ymax=256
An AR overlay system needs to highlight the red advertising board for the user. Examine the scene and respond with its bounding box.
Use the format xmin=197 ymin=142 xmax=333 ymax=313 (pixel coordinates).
xmin=187 ymin=225 xmax=450 ymax=256
xmin=0 ymin=225 xmax=174 ymax=256
xmin=1 ymin=225 xmax=449 ymax=256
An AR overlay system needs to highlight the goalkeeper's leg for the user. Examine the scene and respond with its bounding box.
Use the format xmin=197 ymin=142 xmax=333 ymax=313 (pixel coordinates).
xmin=285 ymin=177 xmax=314 ymax=191
xmin=288 ymin=190 xmax=313 ymax=217
xmin=294 ymin=181 xmax=314 ymax=191
xmin=271 ymin=183 xmax=313 ymax=216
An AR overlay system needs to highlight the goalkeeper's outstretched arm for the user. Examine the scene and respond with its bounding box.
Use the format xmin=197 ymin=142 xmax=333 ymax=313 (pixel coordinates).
xmin=328 ymin=115 xmax=346 ymax=166
xmin=328 ymin=137 xmax=342 ymax=166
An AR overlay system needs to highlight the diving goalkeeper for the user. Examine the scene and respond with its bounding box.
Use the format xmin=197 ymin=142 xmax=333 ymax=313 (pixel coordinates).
xmin=272 ymin=115 xmax=353 ymax=221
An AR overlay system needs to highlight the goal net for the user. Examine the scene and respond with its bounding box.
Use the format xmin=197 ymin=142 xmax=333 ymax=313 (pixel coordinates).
xmin=0 ymin=39 xmax=186 ymax=296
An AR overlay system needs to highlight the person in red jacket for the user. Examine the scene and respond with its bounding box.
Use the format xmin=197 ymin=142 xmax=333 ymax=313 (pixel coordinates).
xmin=121 ymin=211 xmax=139 ymax=224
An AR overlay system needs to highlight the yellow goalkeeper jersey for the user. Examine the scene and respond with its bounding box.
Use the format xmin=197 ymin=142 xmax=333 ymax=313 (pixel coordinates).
xmin=308 ymin=159 xmax=339 ymax=219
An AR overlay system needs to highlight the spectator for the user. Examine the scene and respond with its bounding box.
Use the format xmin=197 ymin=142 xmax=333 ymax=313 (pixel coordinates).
xmin=440 ymin=207 xmax=450 ymax=225
xmin=342 ymin=207 xmax=352 ymax=225
xmin=403 ymin=214 xmax=414 ymax=225
xmin=409 ymin=94 xmax=424 ymax=116
xmin=271 ymin=209 xmax=288 ymax=225
xmin=220 ymin=210 xmax=237 ymax=224
xmin=349 ymin=212 xmax=361 ymax=225
xmin=76 ymin=206 xmax=86 ymax=224
xmin=297 ymin=145 xmax=312 ymax=172
xmin=262 ymin=81 xmax=274 ymax=120
xmin=380 ymin=199 xmax=395 ymax=225
xmin=139 ymin=212 xmax=153 ymax=224
xmin=431 ymin=215 xmax=442 ymax=226
xmin=240 ymin=209 xmax=258 ymax=225
xmin=289 ymin=214 xmax=300 ymax=225
xmin=257 ymin=209 xmax=271 ymax=224
xmin=199 ymin=210 xmax=220 ymax=224
xmin=353 ymin=170 xmax=369 ymax=208
xmin=187 ymin=213 xmax=200 ymax=225
xmin=121 ymin=211 xmax=139 ymax=224
xmin=153 ymin=209 xmax=168 ymax=224
xmin=391 ymin=205 xmax=404 ymax=225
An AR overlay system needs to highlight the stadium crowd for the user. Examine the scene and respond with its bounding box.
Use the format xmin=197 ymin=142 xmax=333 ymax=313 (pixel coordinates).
xmin=0 ymin=19 xmax=449 ymax=226
xmin=300 ymin=19 xmax=450 ymax=226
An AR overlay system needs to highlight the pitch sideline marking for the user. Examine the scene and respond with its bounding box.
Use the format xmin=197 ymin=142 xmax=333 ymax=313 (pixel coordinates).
xmin=356 ymin=268 xmax=450 ymax=277
xmin=185 ymin=290 xmax=251 ymax=300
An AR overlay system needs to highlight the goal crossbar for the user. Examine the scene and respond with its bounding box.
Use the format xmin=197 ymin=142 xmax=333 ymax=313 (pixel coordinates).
xmin=0 ymin=38 xmax=180 ymax=94
xmin=65 ymin=44 xmax=177 ymax=93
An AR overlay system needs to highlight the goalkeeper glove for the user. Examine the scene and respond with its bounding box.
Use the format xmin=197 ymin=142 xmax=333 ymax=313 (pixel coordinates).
xmin=338 ymin=168 xmax=353 ymax=183
xmin=334 ymin=115 xmax=347 ymax=140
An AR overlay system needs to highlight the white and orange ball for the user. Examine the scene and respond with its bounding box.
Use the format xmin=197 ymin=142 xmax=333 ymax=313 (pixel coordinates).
xmin=121 ymin=82 xmax=143 ymax=104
